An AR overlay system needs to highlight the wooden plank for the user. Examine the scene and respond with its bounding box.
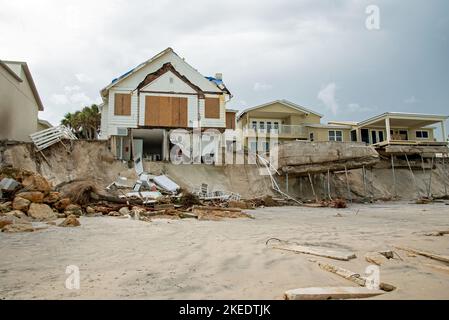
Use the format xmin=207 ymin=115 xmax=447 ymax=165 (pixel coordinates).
xmin=123 ymin=93 xmax=131 ymax=115
xmin=272 ymin=244 xmax=356 ymax=261
xmin=226 ymin=112 xmax=235 ymax=129
xmin=424 ymin=263 xmax=449 ymax=274
xmin=145 ymin=96 xmax=159 ymax=126
xmin=179 ymin=97 xmax=188 ymax=127
xmin=171 ymin=97 xmax=180 ymax=127
xmin=315 ymin=261 xmax=396 ymax=292
xmin=205 ymin=97 xmax=220 ymax=119
xmin=159 ymin=96 xmax=172 ymax=126
xmin=284 ymin=287 xmax=385 ymax=300
xmin=395 ymin=246 xmax=449 ymax=264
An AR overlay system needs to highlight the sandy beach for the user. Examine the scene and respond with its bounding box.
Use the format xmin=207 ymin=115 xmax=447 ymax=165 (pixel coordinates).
xmin=1 ymin=201 xmax=449 ymax=300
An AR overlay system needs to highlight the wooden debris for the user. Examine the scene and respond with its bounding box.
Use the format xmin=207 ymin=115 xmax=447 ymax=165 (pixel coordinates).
xmin=424 ymin=263 xmax=449 ymax=274
xmin=423 ymin=230 xmax=449 ymax=237
xmin=272 ymin=244 xmax=356 ymax=261
xmin=284 ymin=287 xmax=385 ymax=300
xmin=317 ymin=261 xmax=365 ymax=286
xmin=395 ymin=246 xmax=449 ymax=264
xmin=316 ymin=261 xmax=396 ymax=292
xmin=192 ymin=206 xmax=254 ymax=220
xmin=365 ymin=252 xmax=389 ymax=266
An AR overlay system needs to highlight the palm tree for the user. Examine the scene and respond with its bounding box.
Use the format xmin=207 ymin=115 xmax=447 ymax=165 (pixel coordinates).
xmin=60 ymin=104 xmax=101 ymax=140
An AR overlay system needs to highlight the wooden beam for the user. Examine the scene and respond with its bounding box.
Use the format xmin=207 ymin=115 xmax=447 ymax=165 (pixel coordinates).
xmin=284 ymin=287 xmax=385 ymax=300
xmin=271 ymin=244 xmax=356 ymax=261
xmin=395 ymin=246 xmax=449 ymax=264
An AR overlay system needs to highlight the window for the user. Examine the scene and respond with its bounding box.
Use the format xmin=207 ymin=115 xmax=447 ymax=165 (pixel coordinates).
xmin=350 ymin=130 xmax=357 ymax=142
xmin=329 ymin=130 xmax=343 ymax=142
xmin=267 ymin=122 xmax=272 ymax=132
xmin=273 ymin=122 xmax=279 ymax=130
xmin=259 ymin=122 xmax=265 ymax=130
xmin=378 ymin=131 xmax=384 ymax=142
xmin=309 ymin=132 xmax=314 ymax=142
xmin=416 ymin=130 xmax=429 ymax=139
xmin=371 ymin=130 xmax=377 ymax=144
xmin=205 ymin=98 xmax=220 ymax=119
xmin=114 ymin=93 xmax=131 ymax=116
xmin=252 ymin=121 xmax=257 ymax=130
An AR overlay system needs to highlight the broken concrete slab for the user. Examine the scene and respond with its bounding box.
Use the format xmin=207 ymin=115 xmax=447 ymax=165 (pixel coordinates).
xmin=276 ymin=141 xmax=379 ymax=175
xmin=272 ymin=244 xmax=356 ymax=261
xmin=284 ymin=286 xmax=385 ymax=300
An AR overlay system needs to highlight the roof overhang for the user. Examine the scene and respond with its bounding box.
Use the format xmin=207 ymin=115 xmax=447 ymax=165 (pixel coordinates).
xmin=237 ymin=99 xmax=323 ymax=121
xmin=1 ymin=60 xmax=44 ymax=111
xmin=357 ymin=112 xmax=448 ymax=128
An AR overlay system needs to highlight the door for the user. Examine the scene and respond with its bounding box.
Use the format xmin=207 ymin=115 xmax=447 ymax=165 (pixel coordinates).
xmin=361 ymin=129 xmax=370 ymax=144
xmin=145 ymin=96 xmax=188 ymax=127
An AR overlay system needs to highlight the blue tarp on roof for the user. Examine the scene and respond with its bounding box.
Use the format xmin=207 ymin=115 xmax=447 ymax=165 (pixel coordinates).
xmin=205 ymin=76 xmax=223 ymax=86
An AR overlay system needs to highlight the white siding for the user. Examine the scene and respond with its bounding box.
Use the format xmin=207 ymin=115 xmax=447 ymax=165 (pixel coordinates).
xmin=140 ymin=71 xmax=197 ymax=94
xmin=107 ymin=89 xmax=139 ymax=136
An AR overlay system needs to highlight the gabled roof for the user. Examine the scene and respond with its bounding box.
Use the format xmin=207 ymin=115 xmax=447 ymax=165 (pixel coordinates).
xmin=136 ymin=62 xmax=205 ymax=98
xmin=237 ymin=99 xmax=323 ymax=120
xmin=100 ymin=47 xmax=230 ymax=99
xmin=1 ymin=60 xmax=44 ymax=111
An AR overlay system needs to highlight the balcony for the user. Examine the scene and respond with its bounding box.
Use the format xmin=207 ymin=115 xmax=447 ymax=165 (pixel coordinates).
xmin=244 ymin=124 xmax=308 ymax=139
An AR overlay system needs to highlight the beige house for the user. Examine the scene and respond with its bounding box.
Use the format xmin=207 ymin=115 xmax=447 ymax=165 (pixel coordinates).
xmin=330 ymin=112 xmax=448 ymax=146
xmin=236 ymin=100 xmax=352 ymax=152
xmin=237 ymin=101 xmax=448 ymax=154
xmin=0 ymin=60 xmax=44 ymax=142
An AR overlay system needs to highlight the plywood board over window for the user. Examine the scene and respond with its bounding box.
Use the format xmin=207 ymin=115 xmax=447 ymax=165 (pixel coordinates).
xmin=226 ymin=112 xmax=236 ymax=129
xmin=145 ymin=96 xmax=187 ymax=127
xmin=114 ymin=93 xmax=131 ymax=116
xmin=205 ymin=97 xmax=220 ymax=119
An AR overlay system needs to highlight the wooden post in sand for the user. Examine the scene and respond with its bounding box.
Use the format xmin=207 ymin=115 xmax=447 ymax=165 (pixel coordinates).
xmin=443 ymin=154 xmax=448 ymax=196
xmin=404 ymin=153 xmax=420 ymax=199
xmin=427 ymin=155 xmax=434 ymax=198
xmin=308 ymin=173 xmax=318 ymax=203
xmin=344 ymin=165 xmax=352 ymax=203
xmin=391 ymin=155 xmax=397 ymax=198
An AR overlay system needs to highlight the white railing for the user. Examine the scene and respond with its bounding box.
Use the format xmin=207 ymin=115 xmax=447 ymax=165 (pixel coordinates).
xmin=245 ymin=124 xmax=308 ymax=137
xmin=30 ymin=125 xmax=77 ymax=151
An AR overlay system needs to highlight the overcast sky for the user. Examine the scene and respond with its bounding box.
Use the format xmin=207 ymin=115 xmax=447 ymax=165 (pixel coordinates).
xmin=1 ymin=0 xmax=448 ymax=135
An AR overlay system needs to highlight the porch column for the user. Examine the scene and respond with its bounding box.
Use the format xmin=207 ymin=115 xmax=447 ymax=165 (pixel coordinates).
xmin=385 ymin=117 xmax=391 ymax=142
xmin=356 ymin=128 xmax=361 ymax=142
xmin=442 ymin=120 xmax=447 ymax=143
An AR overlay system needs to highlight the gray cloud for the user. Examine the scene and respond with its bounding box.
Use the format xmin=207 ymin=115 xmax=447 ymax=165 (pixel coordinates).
xmin=1 ymin=0 xmax=448 ymax=137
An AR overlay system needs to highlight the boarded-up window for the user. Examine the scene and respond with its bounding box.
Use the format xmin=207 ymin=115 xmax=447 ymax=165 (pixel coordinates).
xmin=114 ymin=93 xmax=131 ymax=116
xmin=226 ymin=112 xmax=235 ymax=129
xmin=205 ymin=98 xmax=220 ymax=119
xmin=145 ymin=96 xmax=187 ymax=127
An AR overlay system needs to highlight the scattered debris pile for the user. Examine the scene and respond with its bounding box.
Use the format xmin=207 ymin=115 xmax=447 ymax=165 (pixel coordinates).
xmin=1 ymin=166 xmax=280 ymax=233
